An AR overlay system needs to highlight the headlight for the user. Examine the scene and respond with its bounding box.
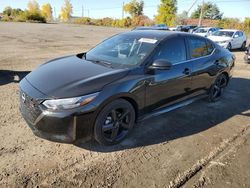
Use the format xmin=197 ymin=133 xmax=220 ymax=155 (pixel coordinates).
xmin=43 ymin=92 xmax=99 ymax=110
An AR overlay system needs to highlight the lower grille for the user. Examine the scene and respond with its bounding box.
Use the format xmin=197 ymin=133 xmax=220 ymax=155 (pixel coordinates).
xmin=20 ymin=90 xmax=42 ymax=124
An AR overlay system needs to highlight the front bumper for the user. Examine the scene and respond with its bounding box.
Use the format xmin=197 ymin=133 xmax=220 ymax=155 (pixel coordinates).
xmin=19 ymin=79 xmax=97 ymax=143
xmin=20 ymin=104 xmax=95 ymax=143
xmin=216 ymin=42 xmax=229 ymax=49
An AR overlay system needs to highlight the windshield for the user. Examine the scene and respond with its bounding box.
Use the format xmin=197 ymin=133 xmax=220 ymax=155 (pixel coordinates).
xmin=212 ymin=31 xmax=234 ymax=37
xmin=194 ymin=28 xmax=208 ymax=33
xmin=86 ymin=34 xmax=158 ymax=67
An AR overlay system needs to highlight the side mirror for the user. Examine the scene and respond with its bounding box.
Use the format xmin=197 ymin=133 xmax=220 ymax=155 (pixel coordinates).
xmin=149 ymin=59 xmax=172 ymax=70
xmin=77 ymin=52 xmax=86 ymax=59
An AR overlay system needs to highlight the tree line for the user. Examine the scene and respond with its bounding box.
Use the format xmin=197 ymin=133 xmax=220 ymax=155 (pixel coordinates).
xmin=76 ymin=0 xmax=250 ymax=34
xmin=1 ymin=0 xmax=72 ymax=23
xmin=1 ymin=0 xmax=250 ymax=34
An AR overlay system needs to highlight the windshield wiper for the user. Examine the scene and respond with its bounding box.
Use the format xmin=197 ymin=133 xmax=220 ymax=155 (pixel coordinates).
xmin=87 ymin=59 xmax=113 ymax=68
xmin=96 ymin=60 xmax=112 ymax=67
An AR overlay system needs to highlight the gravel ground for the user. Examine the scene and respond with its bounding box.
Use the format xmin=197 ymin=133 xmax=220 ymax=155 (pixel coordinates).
xmin=0 ymin=22 xmax=250 ymax=188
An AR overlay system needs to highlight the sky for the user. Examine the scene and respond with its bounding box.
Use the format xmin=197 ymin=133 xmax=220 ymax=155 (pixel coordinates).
xmin=0 ymin=0 xmax=249 ymax=21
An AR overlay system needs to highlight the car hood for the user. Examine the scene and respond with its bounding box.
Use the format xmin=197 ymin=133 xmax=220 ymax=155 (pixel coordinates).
xmin=25 ymin=55 xmax=129 ymax=98
xmin=207 ymin=36 xmax=232 ymax=42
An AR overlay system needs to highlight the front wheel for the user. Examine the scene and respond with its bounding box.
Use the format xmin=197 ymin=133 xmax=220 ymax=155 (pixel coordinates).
xmin=208 ymin=74 xmax=228 ymax=102
xmin=227 ymin=43 xmax=232 ymax=51
xmin=94 ymin=99 xmax=135 ymax=145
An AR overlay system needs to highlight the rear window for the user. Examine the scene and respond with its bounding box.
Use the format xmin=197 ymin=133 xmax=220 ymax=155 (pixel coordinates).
xmin=188 ymin=38 xmax=214 ymax=59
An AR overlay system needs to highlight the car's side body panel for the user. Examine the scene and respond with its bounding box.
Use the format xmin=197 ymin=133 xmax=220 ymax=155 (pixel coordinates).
xmin=92 ymin=34 xmax=234 ymax=118
xmin=144 ymin=63 xmax=193 ymax=113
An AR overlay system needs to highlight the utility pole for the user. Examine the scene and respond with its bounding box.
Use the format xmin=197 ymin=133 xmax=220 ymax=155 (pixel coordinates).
xmin=54 ymin=7 xmax=57 ymax=21
xmin=82 ymin=5 xmax=84 ymax=17
xmin=198 ymin=0 xmax=205 ymax=27
xmin=87 ymin=9 xmax=89 ymax=17
xmin=122 ymin=2 xmax=125 ymax=19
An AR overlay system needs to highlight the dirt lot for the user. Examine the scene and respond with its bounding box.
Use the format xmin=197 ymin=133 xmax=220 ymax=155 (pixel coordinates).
xmin=0 ymin=22 xmax=250 ymax=188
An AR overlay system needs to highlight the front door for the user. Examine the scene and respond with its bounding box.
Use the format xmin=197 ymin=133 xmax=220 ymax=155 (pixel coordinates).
xmin=232 ymin=31 xmax=241 ymax=48
xmin=145 ymin=36 xmax=193 ymax=112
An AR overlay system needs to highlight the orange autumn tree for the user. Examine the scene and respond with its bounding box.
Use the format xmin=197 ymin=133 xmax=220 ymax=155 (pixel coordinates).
xmin=41 ymin=3 xmax=53 ymax=21
xmin=60 ymin=0 xmax=73 ymax=22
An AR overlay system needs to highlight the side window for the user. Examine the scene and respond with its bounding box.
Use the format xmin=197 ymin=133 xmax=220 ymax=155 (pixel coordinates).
xmin=235 ymin=31 xmax=239 ymax=37
xmin=206 ymin=40 xmax=215 ymax=54
xmin=239 ymin=32 xmax=243 ymax=37
xmin=154 ymin=37 xmax=186 ymax=64
xmin=188 ymin=38 xmax=210 ymax=59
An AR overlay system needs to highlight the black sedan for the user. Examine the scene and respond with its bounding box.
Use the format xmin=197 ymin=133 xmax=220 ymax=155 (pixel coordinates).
xmin=19 ymin=31 xmax=235 ymax=145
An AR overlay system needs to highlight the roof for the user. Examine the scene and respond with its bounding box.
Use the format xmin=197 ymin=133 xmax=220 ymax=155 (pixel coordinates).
xmin=197 ymin=27 xmax=217 ymax=29
xmin=122 ymin=30 xmax=197 ymax=41
xmin=220 ymin=29 xmax=239 ymax=32
xmin=134 ymin=26 xmax=163 ymax=30
xmin=134 ymin=26 xmax=168 ymax=31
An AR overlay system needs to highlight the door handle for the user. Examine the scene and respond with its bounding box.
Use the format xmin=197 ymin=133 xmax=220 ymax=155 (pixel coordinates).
xmin=183 ymin=68 xmax=191 ymax=75
xmin=214 ymin=60 xmax=219 ymax=65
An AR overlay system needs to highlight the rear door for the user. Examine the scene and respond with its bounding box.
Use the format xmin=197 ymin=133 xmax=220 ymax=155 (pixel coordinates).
xmin=187 ymin=36 xmax=216 ymax=95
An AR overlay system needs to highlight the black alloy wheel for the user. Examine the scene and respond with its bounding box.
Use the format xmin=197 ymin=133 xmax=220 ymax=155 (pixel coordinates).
xmin=94 ymin=99 xmax=135 ymax=145
xmin=208 ymin=74 xmax=228 ymax=102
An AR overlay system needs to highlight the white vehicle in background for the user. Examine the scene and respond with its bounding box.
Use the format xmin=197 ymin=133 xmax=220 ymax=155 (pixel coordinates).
xmin=169 ymin=27 xmax=177 ymax=31
xmin=208 ymin=29 xmax=247 ymax=50
xmin=193 ymin=27 xmax=219 ymax=37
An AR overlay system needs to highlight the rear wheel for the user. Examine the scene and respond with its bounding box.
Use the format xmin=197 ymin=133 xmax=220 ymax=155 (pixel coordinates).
xmin=241 ymin=41 xmax=246 ymax=51
xmin=94 ymin=99 xmax=135 ymax=145
xmin=208 ymin=74 xmax=228 ymax=102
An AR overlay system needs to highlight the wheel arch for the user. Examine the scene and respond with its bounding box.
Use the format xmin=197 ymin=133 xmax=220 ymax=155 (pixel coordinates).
xmin=93 ymin=93 xmax=140 ymax=124
xmin=91 ymin=93 xmax=139 ymax=143
xmin=120 ymin=96 xmax=139 ymax=122
xmin=221 ymin=71 xmax=230 ymax=84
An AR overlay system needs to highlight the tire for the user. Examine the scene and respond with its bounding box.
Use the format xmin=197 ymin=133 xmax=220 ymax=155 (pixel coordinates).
xmin=94 ymin=99 xmax=135 ymax=145
xmin=244 ymin=55 xmax=250 ymax=64
xmin=241 ymin=41 xmax=246 ymax=51
xmin=227 ymin=43 xmax=232 ymax=51
xmin=208 ymin=74 xmax=228 ymax=102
